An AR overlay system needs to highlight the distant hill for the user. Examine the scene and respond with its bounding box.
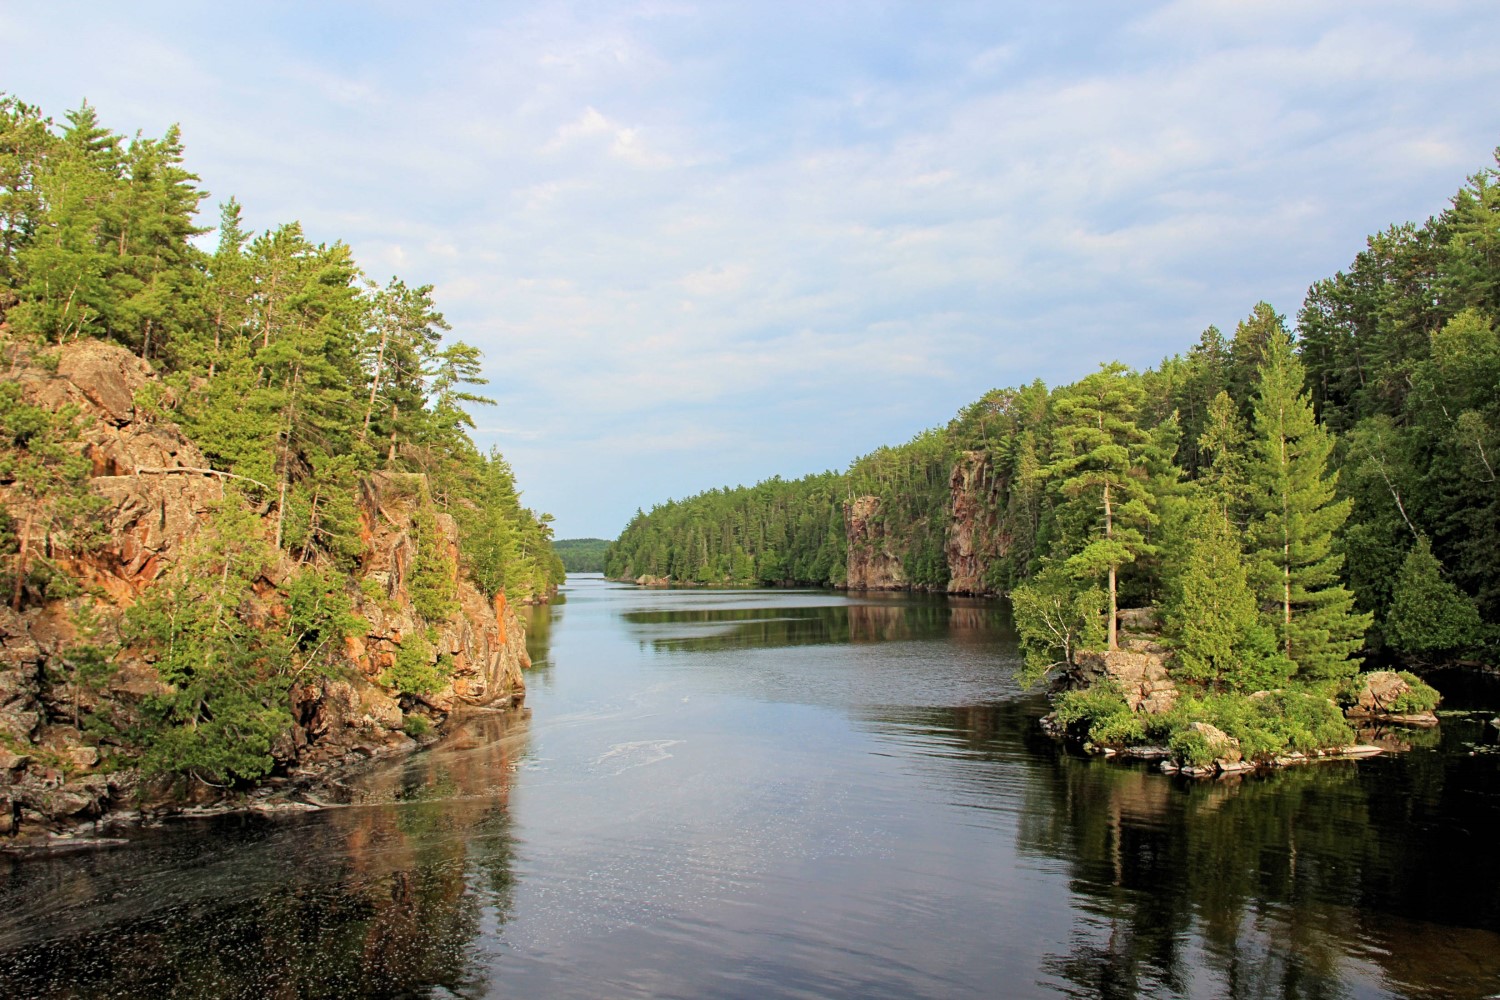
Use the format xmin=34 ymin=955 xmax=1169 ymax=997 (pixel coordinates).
xmin=553 ymin=538 xmax=611 ymax=574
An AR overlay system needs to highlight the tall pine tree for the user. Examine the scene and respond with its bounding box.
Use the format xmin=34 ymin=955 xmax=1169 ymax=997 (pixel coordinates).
xmin=1246 ymin=326 xmax=1371 ymax=680
xmin=1045 ymin=363 xmax=1157 ymax=650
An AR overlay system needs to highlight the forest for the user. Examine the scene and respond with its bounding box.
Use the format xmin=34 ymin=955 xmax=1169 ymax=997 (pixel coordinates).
xmin=0 ymin=95 xmax=564 ymax=786
xmin=552 ymin=537 xmax=610 ymax=574
xmin=608 ymin=150 xmax=1500 ymax=762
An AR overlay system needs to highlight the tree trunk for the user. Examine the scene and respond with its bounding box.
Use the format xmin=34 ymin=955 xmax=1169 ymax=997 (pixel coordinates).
xmin=10 ymin=506 xmax=34 ymax=611
xmin=361 ymin=326 xmax=389 ymax=443
xmin=1104 ymin=482 xmax=1117 ymax=651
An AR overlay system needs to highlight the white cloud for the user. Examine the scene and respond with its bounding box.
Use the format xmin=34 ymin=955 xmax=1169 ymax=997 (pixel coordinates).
xmin=4 ymin=1 xmax=1499 ymax=536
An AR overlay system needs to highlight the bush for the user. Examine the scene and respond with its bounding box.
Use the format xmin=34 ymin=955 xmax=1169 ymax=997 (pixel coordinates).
xmin=402 ymin=713 xmax=432 ymax=737
xmin=381 ymin=630 xmax=451 ymax=696
xmin=1053 ymin=683 xmax=1145 ymax=748
xmin=1168 ymin=729 xmax=1217 ymax=768
xmin=1158 ymin=690 xmax=1354 ymax=765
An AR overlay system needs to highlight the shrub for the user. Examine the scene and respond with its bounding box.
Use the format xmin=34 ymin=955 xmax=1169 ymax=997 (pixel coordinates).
xmin=1053 ymin=683 xmax=1144 ymax=748
xmin=381 ymin=630 xmax=451 ymax=696
xmin=1168 ymin=729 xmax=1217 ymax=768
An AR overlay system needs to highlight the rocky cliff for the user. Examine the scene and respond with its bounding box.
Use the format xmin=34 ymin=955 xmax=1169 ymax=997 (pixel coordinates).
xmin=843 ymin=496 xmax=908 ymax=591
xmin=944 ymin=451 xmax=1008 ymax=597
xmin=0 ymin=341 xmax=531 ymax=843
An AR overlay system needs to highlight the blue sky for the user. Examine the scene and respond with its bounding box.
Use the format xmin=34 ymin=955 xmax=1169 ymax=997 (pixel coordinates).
xmin=5 ymin=2 xmax=1500 ymax=538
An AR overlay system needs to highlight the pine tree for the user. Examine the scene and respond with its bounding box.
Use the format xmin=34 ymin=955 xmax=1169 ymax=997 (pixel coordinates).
xmin=1246 ymin=327 xmax=1372 ymax=680
xmin=1045 ymin=363 xmax=1157 ymax=650
xmin=1386 ymin=535 xmax=1485 ymax=661
xmin=1163 ymin=497 xmax=1288 ymax=691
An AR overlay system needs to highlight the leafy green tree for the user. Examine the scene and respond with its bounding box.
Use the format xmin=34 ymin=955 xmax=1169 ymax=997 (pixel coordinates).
xmin=1246 ymin=326 xmax=1371 ymax=680
xmin=1012 ymin=565 xmax=1106 ymax=683
xmin=1385 ymin=535 xmax=1485 ymax=661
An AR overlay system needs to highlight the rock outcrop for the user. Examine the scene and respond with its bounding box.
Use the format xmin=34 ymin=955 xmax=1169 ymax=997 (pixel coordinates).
xmin=1346 ymin=670 xmax=1440 ymax=726
xmin=0 ymin=341 xmax=532 ymax=844
xmin=945 ymin=451 xmax=1007 ymax=596
xmin=843 ymin=496 xmax=909 ymax=591
xmin=1072 ymin=646 xmax=1180 ymax=715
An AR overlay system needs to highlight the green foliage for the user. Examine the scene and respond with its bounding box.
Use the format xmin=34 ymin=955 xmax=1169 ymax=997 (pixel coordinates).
xmin=1044 ymin=362 xmax=1159 ymax=647
xmin=1053 ymin=683 xmax=1145 ymax=747
xmin=847 ymin=429 xmax=955 ymax=590
xmin=125 ymin=503 xmax=292 ymax=784
xmin=1246 ymin=323 xmax=1372 ymax=681
xmin=381 ymin=630 xmax=450 ymax=696
xmin=410 ymin=505 xmax=458 ymax=622
xmin=1386 ymin=535 xmax=1485 ymax=661
xmin=402 ymin=713 xmax=431 ymax=737
xmin=1161 ymin=496 xmax=1291 ymax=690
xmin=284 ymin=566 xmax=362 ymax=666
xmin=553 ymin=538 xmax=610 ymax=574
xmin=1168 ymin=729 xmax=1218 ymax=769
xmin=1386 ymin=671 xmax=1442 ymax=713
xmin=1012 ymin=566 xmax=1106 ymax=684
xmin=606 ymin=470 xmax=848 ymax=587
xmin=1152 ymin=690 xmax=1355 ymax=766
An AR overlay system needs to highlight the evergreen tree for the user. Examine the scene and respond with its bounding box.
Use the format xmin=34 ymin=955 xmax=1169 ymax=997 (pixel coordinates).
xmin=1386 ymin=535 xmax=1485 ymax=661
xmin=1045 ymin=363 xmax=1157 ymax=650
xmin=1246 ymin=327 xmax=1372 ymax=680
xmin=1163 ymin=497 xmax=1288 ymax=691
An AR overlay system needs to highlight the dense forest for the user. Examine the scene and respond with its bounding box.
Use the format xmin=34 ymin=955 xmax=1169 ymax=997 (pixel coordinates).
xmin=608 ymin=150 xmax=1499 ymax=763
xmin=0 ymin=95 xmax=564 ymax=791
xmin=552 ymin=538 xmax=609 ymax=574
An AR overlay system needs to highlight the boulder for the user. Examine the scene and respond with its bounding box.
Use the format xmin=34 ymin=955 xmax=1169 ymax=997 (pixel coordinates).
xmin=1188 ymin=720 xmax=1242 ymax=765
xmin=1348 ymin=670 xmax=1440 ymax=725
xmin=54 ymin=340 xmax=149 ymax=425
xmin=1117 ymin=607 xmax=1161 ymax=633
xmin=1073 ymin=648 xmax=1179 ymax=714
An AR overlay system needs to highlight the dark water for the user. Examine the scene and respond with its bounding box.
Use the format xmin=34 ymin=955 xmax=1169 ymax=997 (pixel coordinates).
xmin=3 ymin=577 xmax=1500 ymax=999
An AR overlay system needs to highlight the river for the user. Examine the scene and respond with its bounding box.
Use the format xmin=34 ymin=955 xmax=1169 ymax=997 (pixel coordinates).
xmin=2 ymin=575 xmax=1499 ymax=999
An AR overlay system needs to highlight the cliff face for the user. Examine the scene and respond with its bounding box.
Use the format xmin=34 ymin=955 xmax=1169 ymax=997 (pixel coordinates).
xmin=944 ymin=451 xmax=1009 ymax=597
xmin=843 ymin=496 xmax=907 ymax=591
xmin=0 ymin=341 xmax=530 ymax=841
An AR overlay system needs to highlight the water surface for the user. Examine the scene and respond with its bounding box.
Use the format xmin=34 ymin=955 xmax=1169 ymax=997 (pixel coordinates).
xmin=3 ymin=576 xmax=1499 ymax=998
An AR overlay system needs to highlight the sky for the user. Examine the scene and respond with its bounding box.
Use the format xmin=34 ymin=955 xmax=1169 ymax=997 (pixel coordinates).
xmin=4 ymin=2 xmax=1500 ymax=539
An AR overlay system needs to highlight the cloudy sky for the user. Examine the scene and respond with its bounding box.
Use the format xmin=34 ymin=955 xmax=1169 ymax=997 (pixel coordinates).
xmin=4 ymin=2 xmax=1499 ymax=538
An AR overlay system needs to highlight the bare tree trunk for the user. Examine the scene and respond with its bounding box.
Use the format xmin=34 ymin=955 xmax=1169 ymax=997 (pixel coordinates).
xmin=1104 ymin=482 xmax=1117 ymax=651
xmin=361 ymin=325 xmax=390 ymax=443
xmin=10 ymin=506 xmax=34 ymax=611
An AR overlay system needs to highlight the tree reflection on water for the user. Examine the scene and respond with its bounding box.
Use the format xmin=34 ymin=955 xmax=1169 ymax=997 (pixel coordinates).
xmin=860 ymin=700 xmax=1500 ymax=999
xmin=0 ymin=707 xmax=529 ymax=999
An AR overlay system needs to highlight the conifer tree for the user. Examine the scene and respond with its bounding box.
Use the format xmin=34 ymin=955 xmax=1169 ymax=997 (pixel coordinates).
xmin=1386 ymin=535 xmax=1485 ymax=661
xmin=1045 ymin=363 xmax=1157 ymax=650
xmin=1198 ymin=390 xmax=1251 ymax=526
xmin=1163 ymin=497 xmax=1288 ymax=691
xmin=1246 ymin=327 xmax=1372 ymax=679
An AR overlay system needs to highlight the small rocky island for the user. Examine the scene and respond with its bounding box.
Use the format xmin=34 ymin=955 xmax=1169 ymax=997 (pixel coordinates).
xmin=1041 ymin=606 xmax=1441 ymax=777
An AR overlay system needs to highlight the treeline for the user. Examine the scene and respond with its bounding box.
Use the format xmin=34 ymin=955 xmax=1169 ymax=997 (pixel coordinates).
xmin=606 ymin=472 xmax=847 ymax=585
xmin=607 ymin=150 xmax=1500 ymax=676
xmin=553 ymin=538 xmax=609 ymax=574
xmin=0 ymin=96 xmax=563 ymax=781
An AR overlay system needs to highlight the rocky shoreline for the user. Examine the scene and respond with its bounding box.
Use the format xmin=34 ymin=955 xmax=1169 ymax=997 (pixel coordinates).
xmin=0 ymin=341 xmax=536 ymax=847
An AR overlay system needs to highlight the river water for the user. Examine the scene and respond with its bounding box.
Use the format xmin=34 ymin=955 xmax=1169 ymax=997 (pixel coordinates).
xmin=3 ymin=576 xmax=1500 ymax=999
